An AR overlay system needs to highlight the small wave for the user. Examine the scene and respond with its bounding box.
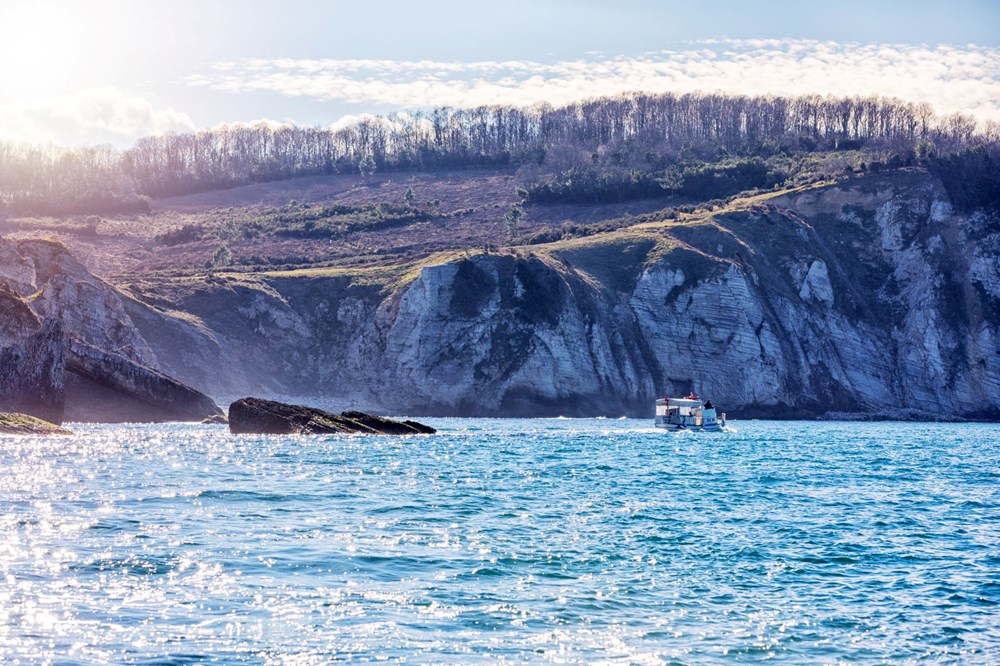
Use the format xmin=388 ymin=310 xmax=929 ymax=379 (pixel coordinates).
xmin=134 ymin=654 xmax=211 ymax=665
xmin=89 ymin=518 xmax=142 ymax=532
xmin=71 ymin=554 xmax=179 ymax=576
xmin=3 ymin=418 xmax=999 ymax=662
xmin=195 ymin=489 xmax=308 ymax=503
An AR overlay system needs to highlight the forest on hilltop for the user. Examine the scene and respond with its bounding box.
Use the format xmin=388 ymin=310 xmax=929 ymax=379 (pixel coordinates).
xmin=1 ymin=91 xmax=998 ymax=216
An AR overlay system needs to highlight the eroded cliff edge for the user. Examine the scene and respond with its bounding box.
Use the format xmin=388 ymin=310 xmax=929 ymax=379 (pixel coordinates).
xmin=10 ymin=169 xmax=998 ymax=420
xmin=0 ymin=238 xmax=223 ymax=423
xmin=125 ymin=170 xmax=997 ymax=419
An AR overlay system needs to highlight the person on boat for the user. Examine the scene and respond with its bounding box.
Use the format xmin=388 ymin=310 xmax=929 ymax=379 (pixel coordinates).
xmin=704 ymin=400 xmax=713 ymax=409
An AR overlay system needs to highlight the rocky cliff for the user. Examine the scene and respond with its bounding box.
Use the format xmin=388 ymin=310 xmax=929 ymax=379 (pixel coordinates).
xmin=65 ymin=340 xmax=223 ymax=422
xmin=0 ymin=292 xmax=65 ymax=424
xmin=126 ymin=169 xmax=997 ymax=420
xmin=0 ymin=238 xmax=222 ymax=422
xmin=6 ymin=169 xmax=998 ymax=420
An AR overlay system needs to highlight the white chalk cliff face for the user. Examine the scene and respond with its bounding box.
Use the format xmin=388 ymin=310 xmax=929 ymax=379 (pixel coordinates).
xmin=373 ymin=254 xmax=652 ymax=415
xmin=102 ymin=169 xmax=1000 ymax=418
xmin=0 ymin=239 xmax=156 ymax=366
xmin=298 ymin=171 xmax=995 ymax=418
xmin=0 ymin=238 xmax=223 ymax=423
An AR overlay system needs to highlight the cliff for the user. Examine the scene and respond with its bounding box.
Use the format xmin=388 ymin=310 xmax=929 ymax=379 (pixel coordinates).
xmin=65 ymin=341 xmax=223 ymax=422
xmin=0 ymin=238 xmax=223 ymax=423
xmin=0 ymin=299 xmax=66 ymax=424
xmin=4 ymin=169 xmax=997 ymax=420
xmin=129 ymin=169 xmax=999 ymax=419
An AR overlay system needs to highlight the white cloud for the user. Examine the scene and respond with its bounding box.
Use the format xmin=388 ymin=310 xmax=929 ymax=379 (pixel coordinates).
xmin=185 ymin=39 xmax=1000 ymax=123
xmin=209 ymin=117 xmax=292 ymax=132
xmin=326 ymin=113 xmax=378 ymax=132
xmin=0 ymin=87 xmax=196 ymax=146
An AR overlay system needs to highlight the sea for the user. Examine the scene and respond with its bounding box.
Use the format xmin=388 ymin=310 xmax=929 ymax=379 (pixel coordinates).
xmin=1 ymin=419 xmax=997 ymax=664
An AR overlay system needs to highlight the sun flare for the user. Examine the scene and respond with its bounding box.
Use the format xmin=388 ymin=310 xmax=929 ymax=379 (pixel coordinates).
xmin=0 ymin=3 xmax=86 ymax=97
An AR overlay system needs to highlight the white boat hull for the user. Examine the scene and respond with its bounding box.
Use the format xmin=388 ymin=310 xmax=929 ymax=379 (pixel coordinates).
xmin=654 ymin=421 xmax=725 ymax=432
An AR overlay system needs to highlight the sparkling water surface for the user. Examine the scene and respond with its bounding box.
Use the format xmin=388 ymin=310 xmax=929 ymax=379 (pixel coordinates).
xmin=1 ymin=419 xmax=998 ymax=664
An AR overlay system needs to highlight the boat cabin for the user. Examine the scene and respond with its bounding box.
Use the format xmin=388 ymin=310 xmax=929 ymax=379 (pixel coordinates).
xmin=654 ymin=394 xmax=725 ymax=431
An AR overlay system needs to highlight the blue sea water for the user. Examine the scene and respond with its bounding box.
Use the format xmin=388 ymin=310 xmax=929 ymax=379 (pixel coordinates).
xmin=1 ymin=419 xmax=998 ymax=664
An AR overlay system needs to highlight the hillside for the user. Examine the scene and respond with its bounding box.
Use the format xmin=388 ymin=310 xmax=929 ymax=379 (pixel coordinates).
xmin=4 ymin=165 xmax=992 ymax=420
xmin=0 ymin=167 xmax=689 ymax=279
xmin=1 ymin=89 xmax=998 ymax=420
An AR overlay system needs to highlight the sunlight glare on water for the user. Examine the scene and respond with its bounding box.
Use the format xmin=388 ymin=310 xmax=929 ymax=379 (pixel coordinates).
xmin=0 ymin=419 xmax=998 ymax=663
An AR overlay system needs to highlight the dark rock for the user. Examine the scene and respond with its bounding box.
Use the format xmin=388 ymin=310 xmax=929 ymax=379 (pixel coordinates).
xmin=400 ymin=420 xmax=438 ymax=434
xmin=0 ymin=282 xmax=41 ymax=341
xmin=65 ymin=341 xmax=223 ymax=423
xmin=0 ymin=315 xmax=66 ymax=425
xmin=0 ymin=412 xmax=73 ymax=435
xmin=330 ymin=410 xmax=438 ymax=435
xmin=340 ymin=410 xmax=438 ymax=435
xmin=229 ymin=397 xmax=436 ymax=435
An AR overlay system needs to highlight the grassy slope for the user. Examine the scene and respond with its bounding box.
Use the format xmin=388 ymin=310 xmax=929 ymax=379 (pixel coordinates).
xmin=9 ymin=165 xmax=982 ymax=417
xmin=2 ymin=165 xmax=928 ymax=323
xmin=0 ymin=167 xmax=708 ymax=283
xmin=207 ymin=176 xmax=840 ymax=300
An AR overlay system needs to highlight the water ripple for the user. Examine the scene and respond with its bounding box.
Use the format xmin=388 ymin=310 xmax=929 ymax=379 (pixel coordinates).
xmin=0 ymin=419 xmax=998 ymax=663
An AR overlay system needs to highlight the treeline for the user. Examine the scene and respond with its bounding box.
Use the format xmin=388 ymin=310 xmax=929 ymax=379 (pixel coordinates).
xmin=1 ymin=91 xmax=998 ymax=215
xmin=521 ymin=158 xmax=789 ymax=204
xmin=926 ymin=147 xmax=1000 ymax=212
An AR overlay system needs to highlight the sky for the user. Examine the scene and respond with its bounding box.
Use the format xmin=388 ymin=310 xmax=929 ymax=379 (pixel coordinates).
xmin=0 ymin=0 xmax=998 ymax=147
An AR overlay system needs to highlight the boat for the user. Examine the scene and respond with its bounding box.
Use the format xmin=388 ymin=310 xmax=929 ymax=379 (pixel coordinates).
xmin=654 ymin=393 xmax=726 ymax=431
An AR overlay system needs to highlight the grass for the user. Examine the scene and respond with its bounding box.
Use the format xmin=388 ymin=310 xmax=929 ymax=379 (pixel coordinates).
xmin=539 ymin=233 xmax=657 ymax=292
xmin=206 ymin=175 xmax=854 ymax=298
xmin=509 ymin=177 xmax=858 ymax=292
xmin=4 ymin=167 xmax=886 ymax=304
xmin=213 ymin=201 xmax=434 ymax=241
xmin=259 ymin=249 xmax=472 ymax=292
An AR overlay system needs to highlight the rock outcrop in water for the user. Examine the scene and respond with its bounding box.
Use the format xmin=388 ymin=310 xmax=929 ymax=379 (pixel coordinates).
xmin=132 ymin=170 xmax=1000 ymax=420
xmin=0 ymin=412 xmax=73 ymax=435
xmin=0 ymin=238 xmax=223 ymax=423
xmin=228 ymin=397 xmax=436 ymax=435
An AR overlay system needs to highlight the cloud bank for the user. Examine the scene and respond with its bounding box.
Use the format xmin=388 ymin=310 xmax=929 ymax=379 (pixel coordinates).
xmin=187 ymin=39 xmax=1000 ymax=123
xmin=0 ymin=87 xmax=196 ymax=147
